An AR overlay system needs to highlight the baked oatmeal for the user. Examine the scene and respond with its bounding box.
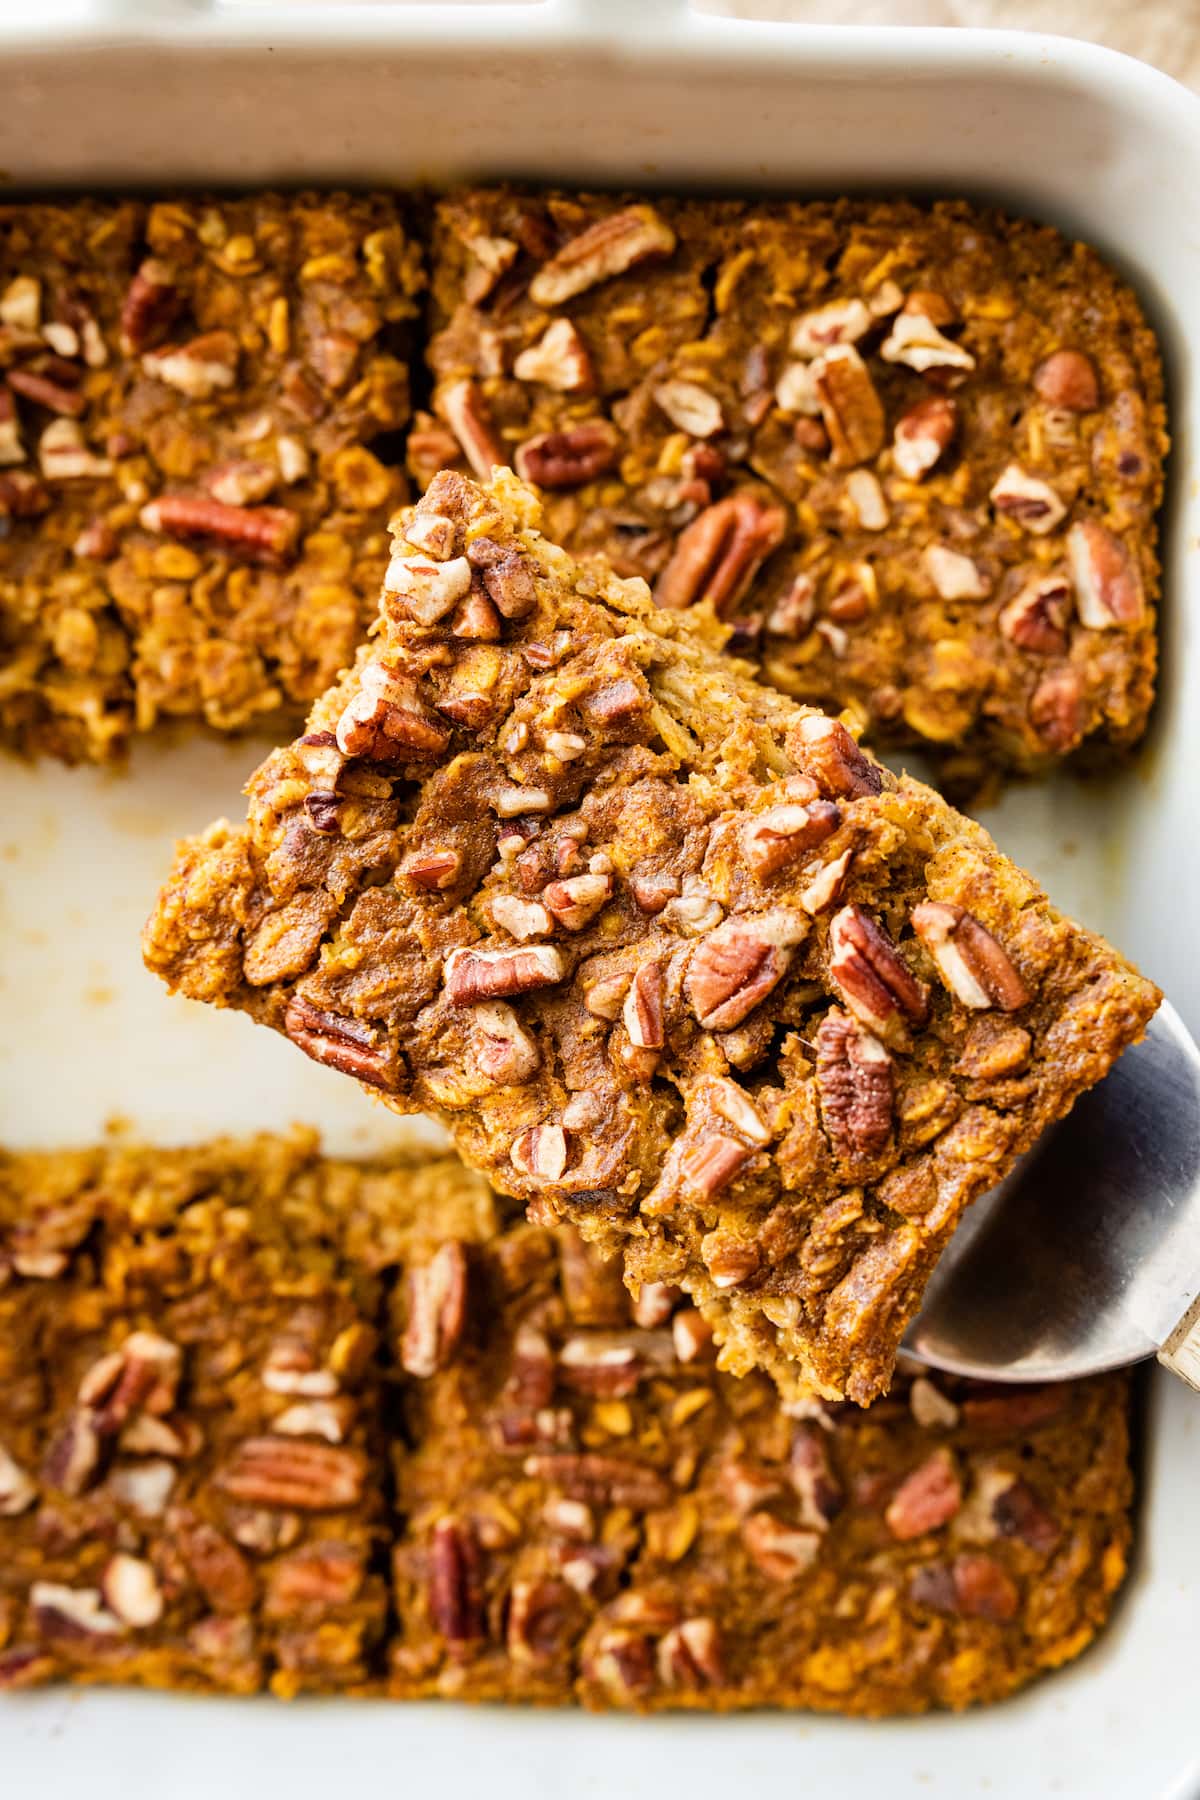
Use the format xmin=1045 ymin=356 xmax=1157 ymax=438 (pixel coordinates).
xmin=142 ymin=471 xmax=1159 ymax=1404
xmin=0 ymin=193 xmax=422 ymax=763
xmin=425 ymin=191 xmax=1165 ymax=782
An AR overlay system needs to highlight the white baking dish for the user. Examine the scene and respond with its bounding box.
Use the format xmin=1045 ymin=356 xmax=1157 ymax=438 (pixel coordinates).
xmin=2 ymin=4 xmax=1199 ymax=1795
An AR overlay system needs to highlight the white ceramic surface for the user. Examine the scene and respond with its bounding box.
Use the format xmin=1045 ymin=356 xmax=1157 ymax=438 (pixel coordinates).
xmin=1 ymin=6 xmax=1198 ymax=1796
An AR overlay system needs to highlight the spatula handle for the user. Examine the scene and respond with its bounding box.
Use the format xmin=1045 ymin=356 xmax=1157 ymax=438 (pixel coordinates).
xmin=1157 ymin=1292 xmax=1200 ymax=1391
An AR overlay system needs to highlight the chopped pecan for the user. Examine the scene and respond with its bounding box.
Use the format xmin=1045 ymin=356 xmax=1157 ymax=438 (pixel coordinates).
xmin=513 ymin=317 xmax=593 ymax=391
xmin=38 ymin=419 xmax=111 ymax=480
xmin=402 ymin=848 xmax=462 ymax=891
xmin=466 ymin=535 xmax=539 ymax=618
xmin=445 ymin=942 xmax=564 ymax=1004
xmin=684 ymin=1136 xmax=753 ymax=1201
xmin=403 ymin=509 xmax=457 ymax=560
xmin=100 ymin=1553 xmax=163 ymax=1629
xmin=283 ymin=997 xmax=397 ymax=1091
xmin=529 ymin=205 xmax=675 ymax=306
xmin=382 ymin=548 xmax=472 ymax=625
xmin=999 ymin=572 xmax=1072 ymax=654
xmin=766 ymin=572 xmax=816 ymax=637
xmin=774 ymin=361 xmax=819 ymax=415
xmin=657 ymin=1617 xmax=724 ymax=1689
xmin=515 ymin=419 xmax=619 ymax=489
xmin=472 ymin=1000 xmax=542 ymax=1086
xmin=206 ymin=459 xmax=277 ymax=508
xmin=1033 ymin=349 xmax=1099 ymax=412
xmin=580 ymin=676 xmax=647 ymax=728
xmin=559 ymin=1329 xmax=671 ymax=1398
xmin=271 ymin=1398 xmax=355 ymax=1444
xmin=654 ymin=492 xmax=786 ymax=616
xmin=880 ymin=311 xmax=975 ymax=373
xmin=788 ymin=714 xmax=882 ymax=800
xmin=1067 ymin=518 xmax=1144 ymax=628
xmin=909 ymin=1376 xmax=960 ymax=1430
xmin=893 ymin=394 xmax=957 ymax=480
xmin=951 ymin=1551 xmax=1019 ymax=1620
xmin=686 ymin=910 xmax=806 ymax=1031
xmin=437 ymin=378 xmax=507 ymax=480
xmin=742 ymin=799 xmax=841 ymax=878
xmin=543 ymin=871 xmax=611 ymax=931
xmin=0 ymin=273 xmax=40 ymax=331
xmin=742 ymin=1512 xmax=822 ymax=1581
xmin=7 ymin=367 xmax=86 ymax=417
xmin=632 ymin=1281 xmax=679 ymax=1328
xmin=885 ymin=1449 xmax=962 ymax=1540
xmin=523 ymin=1451 xmax=671 ymax=1511
xmin=507 ymin=1577 xmax=580 ymax=1664
xmin=911 ymin=901 xmax=1030 ymax=1012
xmin=845 ymin=468 xmax=888 ymax=530
xmin=800 ymin=846 xmax=855 ymax=915
xmin=216 ymin=1438 xmax=364 ymax=1510
xmin=1029 ymin=668 xmax=1085 ymax=752
xmin=816 ymin=1008 xmax=893 ymax=1159
xmin=810 ymin=345 xmax=885 ymax=466
xmin=621 ymin=960 xmax=665 ymax=1052
xmin=0 ymin=1648 xmax=57 ymax=1690
xmin=506 ymin=1323 xmax=557 ymax=1410
xmin=402 ymin=1241 xmax=470 ymax=1377
xmin=0 ymin=1442 xmax=37 ymax=1516
xmin=988 ymin=464 xmax=1067 ymax=536
xmin=429 ymin=1517 xmax=485 ymax=1647
xmin=140 ymin=495 xmax=299 ymax=565
xmin=85 ymin=1329 xmax=181 ymax=1429
xmin=828 ymin=905 xmax=929 ymax=1039
xmin=336 ymin=662 xmax=449 ymax=761
xmin=790 ymin=1424 xmax=844 ymax=1528
xmin=107 ymin=1458 xmax=176 ymax=1518
xmin=143 ymin=329 xmax=238 ymax=399
xmin=672 ymin=1307 xmax=714 ymax=1362
xmin=961 ymin=1384 xmax=1067 ymax=1432
xmin=0 ymin=388 xmax=25 ymax=464
xmin=993 ymin=1477 xmax=1061 ymax=1552
xmin=511 ymin=1123 xmax=569 ymax=1182
xmin=790 ymin=297 xmax=872 ymax=358
xmin=451 ymin=590 xmax=503 ymax=640
xmin=491 ymin=893 xmax=553 ymax=940
xmin=653 ymin=378 xmax=723 ymax=439
xmin=31 ymin=1582 xmax=121 ymax=1641
xmin=265 ymin=1542 xmax=365 ymax=1614
xmin=119 ymin=257 xmax=180 ymax=353
xmin=925 ymin=543 xmax=990 ymax=600
xmin=41 ymin=1411 xmax=102 ymax=1497
xmin=586 ymin=1626 xmax=658 ymax=1699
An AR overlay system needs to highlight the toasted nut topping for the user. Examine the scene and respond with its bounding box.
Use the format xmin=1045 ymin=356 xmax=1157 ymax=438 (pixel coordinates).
xmin=686 ymin=911 xmax=806 ymax=1031
xmin=909 ymin=1376 xmax=961 ymax=1430
xmin=911 ymin=901 xmax=1030 ymax=1012
xmin=672 ymin=1307 xmax=714 ymax=1362
xmin=893 ymin=395 xmax=957 ymax=480
xmin=845 ymin=468 xmax=889 ymax=530
xmin=119 ymin=258 xmax=180 ymax=353
xmin=529 ymin=205 xmax=676 ymax=306
xmin=790 ymin=297 xmax=872 ymax=359
xmin=655 ymin=492 xmax=786 ymax=616
xmin=951 ymin=1551 xmax=1019 ymax=1620
xmin=41 ymin=1411 xmax=102 ymax=1497
xmin=622 ymin=960 xmax=665 ymax=1051
xmin=445 ymin=943 xmax=564 ymax=1004
xmin=999 ymin=572 xmax=1072 ymax=654
xmin=687 ymin=1137 xmax=753 ymax=1201
xmin=437 ymin=378 xmax=507 ymax=479
xmin=989 ymin=464 xmax=1067 ymax=535
xmin=1067 ymin=518 xmax=1144 ymax=628
xmin=462 ymin=231 xmax=518 ymax=302
xmin=31 ymin=1582 xmax=122 ymax=1639
xmin=810 ymin=345 xmax=885 ymax=466
xmin=140 ymin=494 xmax=298 ymax=565
xmin=800 ymin=846 xmax=855 ymax=915
xmin=207 ymin=459 xmax=277 ymax=508
xmin=543 ymin=872 xmax=612 ymax=931
xmin=791 ymin=1423 xmax=845 ymax=1528
xmin=653 ymin=378 xmax=724 ymax=438
xmin=742 ymin=1513 xmax=822 ymax=1581
xmin=885 ymin=1449 xmax=962 ymax=1539
xmin=8 ymin=368 xmax=86 ymax=418
xmin=270 ymin=1398 xmax=354 ymax=1444
xmin=816 ymin=1008 xmax=893 ymax=1158
xmin=403 ymin=1241 xmax=470 ymax=1377
xmin=924 ymin=543 xmax=990 ymax=600
xmin=38 ymin=419 xmax=112 ymax=481
xmin=403 ymin=509 xmax=457 ymax=560
xmin=829 ymin=905 xmax=930 ymax=1038
xmin=336 ymin=662 xmax=449 ymax=761
xmin=429 ymin=1516 xmax=485 ymax=1643
xmin=0 ymin=274 xmax=41 ymax=331
xmin=523 ymin=1450 xmax=671 ymax=1511
xmin=773 ymin=361 xmax=819 ymax=415
xmin=491 ymin=893 xmax=554 ymax=940
xmin=403 ymin=848 xmax=462 ymax=892
xmin=217 ymin=1438 xmax=365 ymax=1511
xmin=767 ymin=571 xmax=817 ymax=636
xmin=632 ymin=1281 xmax=679 ymax=1328
xmin=382 ymin=549 xmax=472 ymax=626
xmin=1033 ymin=348 xmax=1099 ymax=412
xmin=512 ymin=1123 xmax=569 ymax=1182
xmin=472 ymin=1000 xmax=542 ymax=1086
xmin=0 ymin=1442 xmax=37 ymax=1516
xmin=514 ymin=317 xmax=594 ymax=392
xmin=658 ymin=1617 xmax=725 ymax=1689
xmin=880 ymin=311 xmax=975 ymax=373
xmin=0 ymin=389 xmax=24 ymax=465
xmin=101 ymin=1553 xmax=163 ymax=1628
xmin=788 ymin=713 xmax=883 ymax=799
xmin=515 ymin=419 xmax=619 ymax=489
xmin=143 ymin=329 xmax=238 ymax=399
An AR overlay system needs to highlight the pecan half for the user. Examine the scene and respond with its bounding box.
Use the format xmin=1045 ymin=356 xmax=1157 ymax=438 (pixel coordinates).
xmin=119 ymin=258 xmax=180 ymax=353
xmin=283 ymin=998 xmax=397 ymax=1091
xmin=686 ymin=910 xmax=806 ymax=1031
xmin=911 ymin=902 xmax=1030 ymax=1012
xmin=381 ymin=549 xmax=472 ymax=625
xmin=175 ymin=1518 xmax=257 ymax=1613
xmin=429 ymin=1517 xmax=485 ymax=1647
xmin=742 ymin=800 xmax=840 ymax=878
xmin=403 ymin=1243 xmax=470 ymax=1378
xmin=529 ymin=205 xmax=676 ymax=306
xmin=1067 ymin=518 xmax=1144 ymax=628
xmin=816 ymin=1008 xmax=893 ymax=1158
xmin=654 ymin=492 xmax=786 ymax=616
xmin=216 ymin=1438 xmax=364 ymax=1510
xmin=742 ymin=1512 xmax=822 ymax=1581
xmin=988 ymin=464 xmax=1067 ymax=536
xmin=1033 ymin=349 xmax=1099 ymax=412
xmin=513 ymin=318 xmax=593 ymax=392
xmin=140 ymin=495 xmax=299 ymax=565
xmin=810 ymin=345 xmax=885 ymax=466
xmin=515 ymin=420 xmax=619 ymax=489
xmin=445 ymin=943 xmax=564 ymax=1004
xmin=828 ymin=905 xmax=930 ymax=1039
xmin=788 ymin=714 xmax=882 ymax=800
xmin=336 ymin=662 xmax=449 ymax=761
xmin=892 ymin=395 xmax=957 ymax=480
xmin=523 ymin=1452 xmax=671 ymax=1511
xmin=999 ymin=572 xmax=1072 ymax=654
xmin=885 ymin=1449 xmax=962 ymax=1540
xmin=437 ymin=378 xmax=507 ymax=480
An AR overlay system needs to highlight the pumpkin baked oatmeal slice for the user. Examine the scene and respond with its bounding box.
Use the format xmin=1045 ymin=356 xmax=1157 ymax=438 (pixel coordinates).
xmin=425 ymin=189 xmax=1165 ymax=782
xmin=0 ymin=192 xmax=422 ymax=763
xmin=389 ymin=1218 xmax=1134 ymax=1714
xmin=142 ymin=469 xmax=1160 ymax=1404
xmin=0 ymin=1133 xmax=495 ymax=1697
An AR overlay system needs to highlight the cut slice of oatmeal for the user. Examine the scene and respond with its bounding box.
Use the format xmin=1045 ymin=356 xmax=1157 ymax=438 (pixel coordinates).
xmin=142 ymin=470 xmax=1160 ymax=1404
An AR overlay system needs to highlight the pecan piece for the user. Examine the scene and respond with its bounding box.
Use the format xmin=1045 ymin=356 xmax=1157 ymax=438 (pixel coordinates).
xmin=523 ymin=1452 xmax=671 ymax=1511
xmin=742 ymin=1512 xmax=822 ymax=1581
xmin=657 ymin=1617 xmax=724 ymax=1689
xmin=437 ymin=378 xmax=506 ymax=480
xmin=951 ymin=1551 xmax=1019 ymax=1620
xmin=177 ymin=1519 xmax=258 ymax=1614
xmin=993 ymin=1477 xmax=1061 ymax=1553
xmin=892 ymin=395 xmax=957 ymax=480
xmin=31 ymin=1582 xmax=121 ymax=1641
xmin=925 ymin=543 xmax=990 ymax=600
xmin=429 ymin=1517 xmax=485 ymax=1647
xmin=1067 ymin=518 xmax=1144 ymax=628
xmin=622 ymin=960 xmax=665 ymax=1050
xmin=790 ymin=1423 xmax=844 ymax=1528
xmin=513 ymin=318 xmax=593 ymax=392
xmin=654 ymin=492 xmax=786 ymax=616
xmin=1029 ymin=668 xmax=1085 ymax=752
xmin=790 ymin=297 xmax=872 ymax=358
xmin=742 ymin=800 xmax=840 ymax=878
xmin=467 ymin=536 xmax=539 ymax=619
xmin=491 ymin=893 xmax=553 ymax=940
xmin=402 ymin=848 xmax=462 ymax=892
xmin=265 ymin=1542 xmax=365 ymax=1613
xmin=511 ymin=1123 xmax=569 ymax=1182
xmin=909 ymin=1376 xmax=960 ymax=1430
xmin=885 ymin=1449 xmax=962 ymax=1540
xmin=1033 ymin=349 xmax=1099 ymax=412
xmin=216 ymin=1438 xmax=364 ymax=1510
xmin=828 ymin=905 xmax=929 ymax=1039
xmin=686 ymin=910 xmax=806 ymax=1031
xmin=444 ymin=943 xmax=564 ymax=1004
xmin=800 ymin=846 xmax=855 ymax=916
xmin=0 ymin=1443 xmax=37 ymax=1516
xmin=402 ymin=1241 xmax=470 ymax=1377
xmin=684 ymin=1135 xmax=753 ymax=1200
xmin=788 ymin=714 xmax=882 ymax=800
xmin=472 ymin=1000 xmax=542 ymax=1085
xmin=653 ymin=378 xmax=723 ymax=439
xmin=336 ymin=662 xmax=449 ymax=762
xmin=7 ymin=368 xmax=86 ymax=417
xmin=515 ymin=420 xmax=619 ymax=489
xmin=560 ymin=1328 xmax=672 ymax=1398
xmin=381 ymin=549 xmax=472 ymax=625
xmin=283 ymin=997 xmax=397 ymax=1091
xmin=119 ymin=257 xmax=180 ymax=353
xmin=140 ymin=495 xmax=299 ymax=565
xmin=816 ymin=1008 xmax=893 ymax=1159
xmin=880 ymin=311 xmax=975 ymax=373
xmin=999 ymin=572 xmax=1072 ymax=654
xmin=543 ymin=871 xmax=611 ymax=931
xmin=38 ymin=419 xmax=111 ymax=480
xmin=988 ymin=464 xmax=1066 ymax=536
xmin=507 ymin=1577 xmax=580 ymax=1664
xmin=41 ymin=1410 xmax=102 ymax=1496
xmin=143 ymin=329 xmax=238 ymax=399
xmin=529 ymin=205 xmax=675 ymax=306
xmin=911 ymin=902 xmax=1030 ymax=1012
xmin=810 ymin=345 xmax=885 ymax=466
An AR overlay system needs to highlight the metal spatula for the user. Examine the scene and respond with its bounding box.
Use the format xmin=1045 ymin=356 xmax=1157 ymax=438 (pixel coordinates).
xmin=904 ymin=1000 xmax=1200 ymax=1389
